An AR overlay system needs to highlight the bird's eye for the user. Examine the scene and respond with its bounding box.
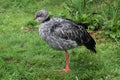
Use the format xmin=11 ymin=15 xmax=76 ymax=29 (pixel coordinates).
xmin=35 ymin=15 xmax=41 ymax=19
xmin=37 ymin=15 xmax=41 ymax=17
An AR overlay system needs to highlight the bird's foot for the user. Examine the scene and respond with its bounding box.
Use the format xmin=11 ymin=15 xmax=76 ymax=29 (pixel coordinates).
xmin=58 ymin=68 xmax=71 ymax=72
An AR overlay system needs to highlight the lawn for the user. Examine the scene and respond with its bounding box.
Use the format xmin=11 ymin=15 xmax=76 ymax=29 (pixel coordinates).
xmin=0 ymin=0 xmax=120 ymax=80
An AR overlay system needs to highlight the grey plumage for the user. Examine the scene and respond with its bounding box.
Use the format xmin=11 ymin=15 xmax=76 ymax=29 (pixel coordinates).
xmin=35 ymin=10 xmax=96 ymax=52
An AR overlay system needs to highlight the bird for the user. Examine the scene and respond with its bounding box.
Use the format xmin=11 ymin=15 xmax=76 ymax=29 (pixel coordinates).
xmin=35 ymin=9 xmax=96 ymax=72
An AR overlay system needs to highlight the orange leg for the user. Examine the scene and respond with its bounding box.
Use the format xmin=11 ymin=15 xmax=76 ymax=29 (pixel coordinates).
xmin=59 ymin=50 xmax=71 ymax=72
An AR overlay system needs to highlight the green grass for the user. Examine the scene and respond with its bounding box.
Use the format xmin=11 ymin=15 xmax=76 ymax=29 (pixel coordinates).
xmin=0 ymin=0 xmax=120 ymax=80
xmin=65 ymin=0 xmax=120 ymax=40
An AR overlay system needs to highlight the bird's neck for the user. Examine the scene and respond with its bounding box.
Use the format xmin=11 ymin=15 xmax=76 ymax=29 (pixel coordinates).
xmin=42 ymin=17 xmax=50 ymax=23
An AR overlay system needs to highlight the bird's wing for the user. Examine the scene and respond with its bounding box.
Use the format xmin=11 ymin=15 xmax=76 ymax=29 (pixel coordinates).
xmin=50 ymin=20 xmax=91 ymax=44
xmin=64 ymin=18 xmax=88 ymax=29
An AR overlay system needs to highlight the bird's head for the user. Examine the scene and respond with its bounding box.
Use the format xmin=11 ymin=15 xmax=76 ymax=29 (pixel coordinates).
xmin=35 ymin=9 xmax=49 ymax=23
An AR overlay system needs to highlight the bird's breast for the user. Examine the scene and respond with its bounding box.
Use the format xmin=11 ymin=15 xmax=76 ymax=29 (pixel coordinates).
xmin=39 ymin=25 xmax=50 ymax=40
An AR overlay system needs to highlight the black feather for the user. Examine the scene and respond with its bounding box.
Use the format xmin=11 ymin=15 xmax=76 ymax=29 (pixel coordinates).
xmin=49 ymin=17 xmax=96 ymax=52
xmin=84 ymin=35 xmax=96 ymax=53
xmin=63 ymin=18 xmax=89 ymax=29
xmin=75 ymin=22 xmax=88 ymax=29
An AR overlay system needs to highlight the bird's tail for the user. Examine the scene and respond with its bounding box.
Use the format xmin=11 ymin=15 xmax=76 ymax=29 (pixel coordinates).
xmin=84 ymin=36 xmax=96 ymax=53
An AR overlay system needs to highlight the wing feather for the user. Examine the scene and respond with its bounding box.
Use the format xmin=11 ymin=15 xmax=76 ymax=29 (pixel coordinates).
xmin=50 ymin=20 xmax=90 ymax=45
